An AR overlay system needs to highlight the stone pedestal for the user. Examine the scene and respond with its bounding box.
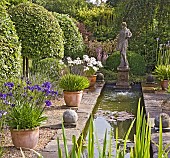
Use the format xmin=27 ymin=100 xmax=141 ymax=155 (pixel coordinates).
xmin=116 ymin=66 xmax=130 ymax=88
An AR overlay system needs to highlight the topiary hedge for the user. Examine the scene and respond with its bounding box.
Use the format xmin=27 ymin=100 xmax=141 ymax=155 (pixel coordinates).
xmin=105 ymin=51 xmax=146 ymax=75
xmin=9 ymin=2 xmax=64 ymax=59
xmin=32 ymin=58 xmax=69 ymax=81
xmin=0 ymin=4 xmax=21 ymax=79
xmin=53 ymin=13 xmax=85 ymax=58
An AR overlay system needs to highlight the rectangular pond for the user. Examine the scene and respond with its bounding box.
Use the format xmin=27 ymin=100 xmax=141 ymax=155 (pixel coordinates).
xmin=83 ymin=83 xmax=143 ymax=157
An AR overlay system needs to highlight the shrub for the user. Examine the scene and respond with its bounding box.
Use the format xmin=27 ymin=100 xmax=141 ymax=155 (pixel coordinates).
xmin=7 ymin=0 xmax=29 ymax=5
xmin=33 ymin=0 xmax=88 ymax=18
xmin=32 ymin=58 xmax=69 ymax=81
xmin=9 ymin=2 xmax=64 ymax=59
xmin=59 ymin=74 xmax=89 ymax=91
xmin=0 ymin=5 xmax=21 ymax=79
xmin=105 ymin=51 xmax=146 ymax=75
xmin=53 ymin=13 xmax=85 ymax=59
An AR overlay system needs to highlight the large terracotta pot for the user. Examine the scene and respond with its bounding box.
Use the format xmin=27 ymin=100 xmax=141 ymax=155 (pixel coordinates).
xmin=160 ymin=80 xmax=169 ymax=90
xmin=87 ymin=75 xmax=97 ymax=87
xmin=10 ymin=127 xmax=39 ymax=149
xmin=63 ymin=90 xmax=83 ymax=107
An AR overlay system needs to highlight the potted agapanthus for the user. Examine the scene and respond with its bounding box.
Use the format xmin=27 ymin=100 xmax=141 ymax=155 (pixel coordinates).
xmin=0 ymin=80 xmax=57 ymax=149
xmin=66 ymin=55 xmax=103 ymax=87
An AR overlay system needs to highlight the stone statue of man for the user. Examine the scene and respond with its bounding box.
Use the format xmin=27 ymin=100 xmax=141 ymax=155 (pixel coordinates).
xmin=116 ymin=22 xmax=132 ymax=68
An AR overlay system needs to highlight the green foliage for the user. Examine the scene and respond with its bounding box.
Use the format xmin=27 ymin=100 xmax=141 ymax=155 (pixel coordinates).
xmin=130 ymin=99 xmax=151 ymax=157
xmin=105 ymin=51 xmax=146 ymax=75
xmin=32 ymin=58 xmax=68 ymax=82
xmin=0 ymin=79 xmax=56 ymax=129
xmin=7 ymin=0 xmax=30 ymax=5
xmin=100 ymin=68 xmax=117 ymax=81
xmin=33 ymin=0 xmax=88 ymax=18
xmin=6 ymin=101 xmax=47 ymax=129
xmin=156 ymin=43 xmax=170 ymax=66
xmin=0 ymin=4 xmax=21 ymax=79
xmin=154 ymin=65 xmax=170 ymax=81
xmin=59 ymin=74 xmax=89 ymax=91
xmin=53 ymin=13 xmax=85 ymax=59
xmin=77 ymin=5 xmax=116 ymax=41
xmin=9 ymin=2 xmax=64 ymax=59
xmin=114 ymin=0 xmax=170 ymax=68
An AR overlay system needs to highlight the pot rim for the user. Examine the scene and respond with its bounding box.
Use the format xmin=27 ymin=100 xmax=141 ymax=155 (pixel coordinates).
xmin=10 ymin=126 xmax=39 ymax=132
xmin=63 ymin=90 xmax=83 ymax=93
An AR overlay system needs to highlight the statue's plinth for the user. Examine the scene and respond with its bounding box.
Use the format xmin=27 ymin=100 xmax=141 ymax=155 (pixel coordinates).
xmin=116 ymin=66 xmax=130 ymax=89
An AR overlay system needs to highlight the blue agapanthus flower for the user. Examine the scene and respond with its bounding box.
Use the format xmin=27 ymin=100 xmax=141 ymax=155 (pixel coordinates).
xmin=4 ymin=82 xmax=14 ymax=89
xmin=42 ymin=82 xmax=51 ymax=90
xmin=45 ymin=100 xmax=52 ymax=107
xmin=0 ymin=94 xmax=7 ymax=100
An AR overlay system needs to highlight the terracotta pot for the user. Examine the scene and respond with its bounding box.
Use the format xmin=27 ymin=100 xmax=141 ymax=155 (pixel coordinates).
xmin=63 ymin=90 xmax=83 ymax=107
xmin=160 ymin=80 xmax=169 ymax=90
xmin=10 ymin=127 xmax=39 ymax=149
xmin=87 ymin=75 xmax=97 ymax=87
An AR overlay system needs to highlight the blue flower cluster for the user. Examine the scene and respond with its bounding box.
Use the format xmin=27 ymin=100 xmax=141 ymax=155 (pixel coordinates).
xmin=25 ymin=81 xmax=58 ymax=97
xmin=0 ymin=80 xmax=58 ymax=118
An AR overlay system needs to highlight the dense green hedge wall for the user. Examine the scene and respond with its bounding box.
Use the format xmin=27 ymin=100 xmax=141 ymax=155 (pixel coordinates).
xmin=0 ymin=5 xmax=21 ymax=79
xmin=7 ymin=0 xmax=29 ymax=5
xmin=32 ymin=58 xmax=68 ymax=81
xmin=33 ymin=0 xmax=88 ymax=18
xmin=9 ymin=2 xmax=64 ymax=59
xmin=53 ymin=13 xmax=85 ymax=58
xmin=105 ymin=51 xmax=146 ymax=75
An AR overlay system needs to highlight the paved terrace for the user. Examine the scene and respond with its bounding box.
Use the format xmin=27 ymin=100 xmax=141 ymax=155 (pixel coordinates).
xmin=142 ymin=84 xmax=170 ymax=158
xmin=40 ymin=82 xmax=105 ymax=157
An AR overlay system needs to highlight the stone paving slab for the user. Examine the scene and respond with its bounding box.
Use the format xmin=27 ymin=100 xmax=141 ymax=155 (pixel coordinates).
xmin=143 ymin=91 xmax=170 ymax=157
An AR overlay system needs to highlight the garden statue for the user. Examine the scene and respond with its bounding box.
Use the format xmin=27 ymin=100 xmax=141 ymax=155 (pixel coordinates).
xmin=116 ymin=22 xmax=132 ymax=68
xmin=116 ymin=22 xmax=132 ymax=88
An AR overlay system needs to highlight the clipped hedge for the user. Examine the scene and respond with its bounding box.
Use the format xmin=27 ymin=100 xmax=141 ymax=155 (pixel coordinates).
xmin=32 ymin=58 xmax=68 ymax=81
xmin=53 ymin=13 xmax=85 ymax=58
xmin=105 ymin=51 xmax=146 ymax=75
xmin=7 ymin=0 xmax=29 ymax=5
xmin=9 ymin=2 xmax=64 ymax=59
xmin=0 ymin=5 xmax=21 ymax=79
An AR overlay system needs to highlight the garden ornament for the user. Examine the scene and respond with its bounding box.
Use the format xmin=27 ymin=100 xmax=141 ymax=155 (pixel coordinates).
xmin=116 ymin=22 xmax=132 ymax=68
